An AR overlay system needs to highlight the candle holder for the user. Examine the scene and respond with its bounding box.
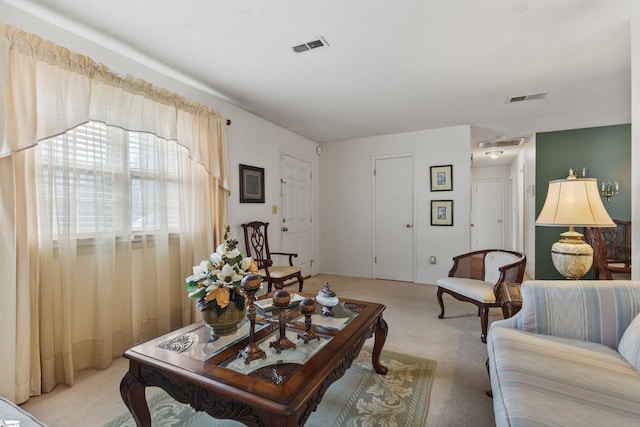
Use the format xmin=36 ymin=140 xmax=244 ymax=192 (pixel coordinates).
xmin=239 ymin=274 xmax=266 ymax=364
xmin=269 ymin=290 xmax=296 ymax=353
xmin=297 ymin=298 xmax=319 ymax=344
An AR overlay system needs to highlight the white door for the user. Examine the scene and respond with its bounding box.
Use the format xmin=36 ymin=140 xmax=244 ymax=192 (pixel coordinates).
xmin=280 ymin=154 xmax=312 ymax=277
xmin=374 ymin=156 xmax=414 ymax=281
xmin=472 ymin=180 xmax=504 ymax=250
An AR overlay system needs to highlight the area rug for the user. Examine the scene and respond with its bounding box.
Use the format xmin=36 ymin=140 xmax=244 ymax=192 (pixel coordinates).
xmin=103 ymin=347 xmax=435 ymax=427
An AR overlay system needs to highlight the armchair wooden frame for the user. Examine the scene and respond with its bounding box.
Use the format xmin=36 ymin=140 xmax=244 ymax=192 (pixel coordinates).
xmin=436 ymin=249 xmax=526 ymax=343
xmin=241 ymin=221 xmax=304 ymax=293
xmin=601 ymin=219 xmax=631 ymax=274
xmin=584 ymin=227 xmax=613 ymax=280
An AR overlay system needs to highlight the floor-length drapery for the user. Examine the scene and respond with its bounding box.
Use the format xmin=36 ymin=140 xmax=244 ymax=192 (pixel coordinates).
xmin=0 ymin=23 xmax=229 ymax=403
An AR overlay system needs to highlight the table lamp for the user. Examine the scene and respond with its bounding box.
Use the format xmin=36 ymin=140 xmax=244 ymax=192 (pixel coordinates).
xmin=535 ymin=172 xmax=615 ymax=279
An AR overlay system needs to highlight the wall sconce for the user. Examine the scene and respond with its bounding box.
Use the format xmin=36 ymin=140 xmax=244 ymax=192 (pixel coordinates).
xmin=485 ymin=150 xmax=503 ymax=160
xmin=600 ymin=181 xmax=619 ymax=201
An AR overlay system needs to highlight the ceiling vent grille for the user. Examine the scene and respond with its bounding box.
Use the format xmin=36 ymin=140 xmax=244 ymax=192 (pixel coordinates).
xmin=507 ymin=92 xmax=547 ymax=103
xmin=293 ymin=37 xmax=329 ymax=53
xmin=478 ymin=137 xmax=526 ymax=149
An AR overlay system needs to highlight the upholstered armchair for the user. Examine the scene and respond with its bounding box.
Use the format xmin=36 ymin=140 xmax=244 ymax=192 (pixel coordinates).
xmin=436 ymin=249 xmax=526 ymax=343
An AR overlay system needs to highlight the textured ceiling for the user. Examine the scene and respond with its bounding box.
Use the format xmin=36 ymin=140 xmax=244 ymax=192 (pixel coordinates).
xmin=5 ymin=0 xmax=634 ymax=166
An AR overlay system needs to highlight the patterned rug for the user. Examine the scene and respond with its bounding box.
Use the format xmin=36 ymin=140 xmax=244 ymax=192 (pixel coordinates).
xmin=103 ymin=347 xmax=435 ymax=427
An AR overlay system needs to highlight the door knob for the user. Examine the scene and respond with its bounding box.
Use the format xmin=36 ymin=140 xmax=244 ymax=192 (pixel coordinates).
xmin=282 ymin=227 xmax=289 ymax=232
xmin=405 ymin=224 xmax=413 ymax=228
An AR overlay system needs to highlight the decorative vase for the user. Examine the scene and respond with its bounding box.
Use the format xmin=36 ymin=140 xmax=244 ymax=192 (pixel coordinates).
xmin=316 ymin=282 xmax=339 ymax=317
xmin=201 ymin=298 xmax=246 ymax=341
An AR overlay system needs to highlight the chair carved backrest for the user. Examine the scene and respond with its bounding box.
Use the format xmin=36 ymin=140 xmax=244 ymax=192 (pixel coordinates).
xmin=241 ymin=220 xmax=304 ymax=293
xmin=601 ymin=220 xmax=628 ymax=260
xmin=584 ymin=227 xmax=613 ymax=280
xmin=241 ymin=221 xmax=273 ymax=269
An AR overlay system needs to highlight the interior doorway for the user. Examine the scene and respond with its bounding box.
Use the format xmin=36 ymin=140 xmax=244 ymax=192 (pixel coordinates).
xmin=280 ymin=154 xmax=312 ymax=277
xmin=373 ymin=156 xmax=414 ymax=281
xmin=472 ymin=179 xmax=505 ymax=250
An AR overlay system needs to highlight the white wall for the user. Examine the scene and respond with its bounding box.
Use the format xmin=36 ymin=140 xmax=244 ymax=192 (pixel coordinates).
xmin=632 ymin=1 xmax=640 ymax=280
xmin=516 ymin=136 xmax=537 ymax=279
xmin=1 ymin=3 xmax=321 ymax=273
xmin=318 ymin=125 xmax=471 ymax=284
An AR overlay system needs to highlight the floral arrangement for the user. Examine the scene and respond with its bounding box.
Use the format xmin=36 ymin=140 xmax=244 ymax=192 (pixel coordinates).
xmin=185 ymin=226 xmax=258 ymax=314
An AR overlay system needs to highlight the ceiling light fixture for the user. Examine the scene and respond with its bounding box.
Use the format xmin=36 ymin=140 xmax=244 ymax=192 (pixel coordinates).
xmin=485 ymin=150 xmax=504 ymax=160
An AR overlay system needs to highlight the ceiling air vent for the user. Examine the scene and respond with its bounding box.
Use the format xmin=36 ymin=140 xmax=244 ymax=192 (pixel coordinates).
xmin=292 ymin=37 xmax=329 ymax=53
xmin=478 ymin=137 xmax=526 ymax=150
xmin=507 ymin=92 xmax=547 ymax=103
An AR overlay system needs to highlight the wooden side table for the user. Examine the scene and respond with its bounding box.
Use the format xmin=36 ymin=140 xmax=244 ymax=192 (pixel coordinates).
xmin=501 ymin=283 xmax=522 ymax=318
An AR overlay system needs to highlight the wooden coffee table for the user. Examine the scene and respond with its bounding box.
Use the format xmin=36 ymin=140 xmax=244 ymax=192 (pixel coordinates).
xmin=119 ymin=294 xmax=388 ymax=426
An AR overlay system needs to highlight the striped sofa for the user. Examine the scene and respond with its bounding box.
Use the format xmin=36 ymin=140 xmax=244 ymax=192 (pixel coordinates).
xmin=487 ymin=280 xmax=640 ymax=427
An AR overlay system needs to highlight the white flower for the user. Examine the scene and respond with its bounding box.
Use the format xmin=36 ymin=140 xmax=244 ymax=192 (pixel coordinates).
xmin=240 ymin=257 xmax=253 ymax=271
xmin=216 ymin=263 xmax=243 ymax=285
xmin=209 ymin=252 xmax=223 ymax=265
xmin=186 ymin=260 xmax=209 ymax=282
xmin=205 ymin=281 xmax=222 ymax=292
xmin=226 ymin=248 xmax=241 ymax=260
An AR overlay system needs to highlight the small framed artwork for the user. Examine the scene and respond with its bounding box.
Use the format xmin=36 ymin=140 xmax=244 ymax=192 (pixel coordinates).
xmin=431 ymin=200 xmax=453 ymax=226
xmin=430 ymin=164 xmax=453 ymax=191
xmin=239 ymin=164 xmax=265 ymax=203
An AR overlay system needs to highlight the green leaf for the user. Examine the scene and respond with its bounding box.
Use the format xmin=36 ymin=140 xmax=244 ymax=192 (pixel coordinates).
xmin=188 ymin=288 xmax=207 ymax=300
xmin=185 ymin=280 xmax=199 ymax=292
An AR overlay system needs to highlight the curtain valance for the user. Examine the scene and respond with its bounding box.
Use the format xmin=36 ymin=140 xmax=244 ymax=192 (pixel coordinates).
xmin=0 ymin=22 xmax=229 ymax=191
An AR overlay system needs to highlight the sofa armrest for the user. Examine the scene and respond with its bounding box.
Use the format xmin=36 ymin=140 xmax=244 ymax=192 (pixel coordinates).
xmin=491 ymin=280 xmax=640 ymax=349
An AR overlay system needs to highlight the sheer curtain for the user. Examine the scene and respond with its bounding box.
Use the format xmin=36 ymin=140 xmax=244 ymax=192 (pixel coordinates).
xmin=0 ymin=23 xmax=229 ymax=403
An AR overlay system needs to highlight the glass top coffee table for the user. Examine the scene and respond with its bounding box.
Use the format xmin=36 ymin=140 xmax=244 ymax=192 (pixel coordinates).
xmin=119 ymin=293 xmax=388 ymax=426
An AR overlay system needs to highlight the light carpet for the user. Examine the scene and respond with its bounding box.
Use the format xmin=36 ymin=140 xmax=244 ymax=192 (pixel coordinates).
xmin=102 ymin=347 xmax=435 ymax=427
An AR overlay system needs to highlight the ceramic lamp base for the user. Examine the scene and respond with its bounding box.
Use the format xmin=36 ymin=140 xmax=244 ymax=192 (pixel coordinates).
xmin=551 ymin=230 xmax=593 ymax=280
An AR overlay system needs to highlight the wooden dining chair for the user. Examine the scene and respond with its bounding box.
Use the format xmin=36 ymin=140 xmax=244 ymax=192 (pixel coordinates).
xmin=241 ymin=221 xmax=304 ymax=293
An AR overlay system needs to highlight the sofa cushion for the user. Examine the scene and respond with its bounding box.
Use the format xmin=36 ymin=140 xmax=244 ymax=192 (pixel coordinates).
xmin=0 ymin=397 xmax=47 ymax=426
xmin=619 ymin=311 xmax=640 ymax=370
xmin=483 ymin=251 xmax=519 ymax=285
xmin=489 ymin=326 xmax=640 ymax=427
xmin=500 ymin=280 xmax=640 ymax=349
xmin=435 ymin=277 xmax=496 ymax=303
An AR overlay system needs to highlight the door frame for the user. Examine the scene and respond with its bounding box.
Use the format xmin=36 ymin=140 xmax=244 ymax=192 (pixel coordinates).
xmin=371 ymin=154 xmax=416 ymax=281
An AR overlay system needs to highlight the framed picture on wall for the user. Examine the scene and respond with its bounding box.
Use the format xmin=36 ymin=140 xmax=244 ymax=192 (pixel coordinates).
xmin=239 ymin=164 xmax=265 ymax=203
xmin=430 ymin=164 xmax=453 ymax=191
xmin=431 ymin=200 xmax=453 ymax=226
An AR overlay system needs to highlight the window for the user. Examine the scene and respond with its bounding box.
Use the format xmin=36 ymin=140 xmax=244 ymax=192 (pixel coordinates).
xmin=38 ymin=121 xmax=186 ymax=239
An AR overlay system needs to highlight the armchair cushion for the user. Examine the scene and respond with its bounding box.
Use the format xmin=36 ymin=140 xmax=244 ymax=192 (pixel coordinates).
xmin=258 ymin=265 xmax=302 ymax=280
xmin=435 ymin=277 xmax=497 ymax=303
xmin=484 ymin=251 xmax=520 ymax=285
xmin=619 ymin=312 xmax=640 ymax=370
xmin=489 ymin=325 xmax=640 ymax=427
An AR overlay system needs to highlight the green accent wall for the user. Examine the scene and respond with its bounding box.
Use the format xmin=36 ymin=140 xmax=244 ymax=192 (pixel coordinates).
xmin=535 ymin=124 xmax=631 ymax=279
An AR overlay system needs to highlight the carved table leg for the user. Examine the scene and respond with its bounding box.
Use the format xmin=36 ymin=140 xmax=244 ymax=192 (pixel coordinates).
xmin=120 ymin=370 xmax=151 ymax=427
xmin=372 ymin=315 xmax=389 ymax=375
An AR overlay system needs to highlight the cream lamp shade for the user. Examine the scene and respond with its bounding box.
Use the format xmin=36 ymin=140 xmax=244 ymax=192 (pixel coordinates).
xmin=536 ymin=175 xmax=615 ymax=279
